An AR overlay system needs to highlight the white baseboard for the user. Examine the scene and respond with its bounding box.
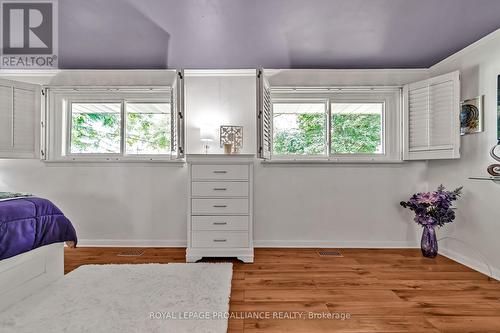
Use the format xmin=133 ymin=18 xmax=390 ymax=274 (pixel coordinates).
xmin=439 ymin=246 xmax=500 ymax=281
xmin=77 ymin=239 xmax=418 ymax=248
xmin=77 ymin=239 xmax=187 ymax=247
xmin=253 ymin=240 xmax=420 ymax=248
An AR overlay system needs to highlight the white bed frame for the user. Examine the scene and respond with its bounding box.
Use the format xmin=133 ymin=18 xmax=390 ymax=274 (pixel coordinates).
xmin=0 ymin=243 xmax=64 ymax=312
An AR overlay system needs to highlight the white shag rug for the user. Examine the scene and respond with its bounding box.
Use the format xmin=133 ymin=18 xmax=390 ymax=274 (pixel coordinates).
xmin=0 ymin=263 xmax=233 ymax=333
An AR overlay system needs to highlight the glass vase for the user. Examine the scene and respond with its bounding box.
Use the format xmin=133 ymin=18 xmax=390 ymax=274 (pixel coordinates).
xmin=421 ymin=225 xmax=438 ymax=258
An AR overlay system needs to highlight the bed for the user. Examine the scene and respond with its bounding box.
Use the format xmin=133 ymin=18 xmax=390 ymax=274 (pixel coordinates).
xmin=0 ymin=196 xmax=77 ymax=312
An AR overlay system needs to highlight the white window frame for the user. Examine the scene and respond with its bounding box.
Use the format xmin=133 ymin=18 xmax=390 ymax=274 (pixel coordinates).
xmin=269 ymin=88 xmax=402 ymax=162
xmin=44 ymin=87 xmax=179 ymax=162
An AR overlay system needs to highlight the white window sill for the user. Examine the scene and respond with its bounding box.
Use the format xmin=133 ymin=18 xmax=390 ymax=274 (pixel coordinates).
xmin=43 ymin=159 xmax=186 ymax=166
xmin=261 ymin=158 xmax=405 ymax=166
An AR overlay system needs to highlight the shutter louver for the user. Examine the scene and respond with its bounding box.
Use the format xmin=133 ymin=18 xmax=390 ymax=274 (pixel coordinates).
xmin=0 ymin=84 xmax=13 ymax=151
xmin=408 ymin=86 xmax=429 ymax=151
xmin=429 ymin=80 xmax=454 ymax=149
xmin=13 ymin=88 xmax=36 ymax=153
xmin=171 ymin=79 xmax=178 ymax=158
xmin=0 ymin=79 xmax=40 ymax=159
xmin=257 ymin=69 xmax=272 ymax=159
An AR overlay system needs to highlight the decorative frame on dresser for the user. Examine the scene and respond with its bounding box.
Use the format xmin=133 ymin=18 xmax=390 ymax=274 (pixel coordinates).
xmin=186 ymin=154 xmax=254 ymax=263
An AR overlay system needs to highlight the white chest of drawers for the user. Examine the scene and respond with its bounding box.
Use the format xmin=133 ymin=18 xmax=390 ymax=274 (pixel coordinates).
xmin=186 ymin=155 xmax=254 ymax=263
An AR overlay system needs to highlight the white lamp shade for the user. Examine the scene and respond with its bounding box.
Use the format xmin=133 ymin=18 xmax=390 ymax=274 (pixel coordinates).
xmin=200 ymin=127 xmax=215 ymax=141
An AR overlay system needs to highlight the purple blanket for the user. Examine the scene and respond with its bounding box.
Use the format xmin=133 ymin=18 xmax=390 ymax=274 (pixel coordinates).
xmin=0 ymin=197 xmax=77 ymax=260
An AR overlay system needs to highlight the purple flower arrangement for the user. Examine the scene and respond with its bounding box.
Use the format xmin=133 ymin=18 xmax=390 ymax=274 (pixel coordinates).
xmin=400 ymin=185 xmax=462 ymax=258
xmin=400 ymin=185 xmax=463 ymax=227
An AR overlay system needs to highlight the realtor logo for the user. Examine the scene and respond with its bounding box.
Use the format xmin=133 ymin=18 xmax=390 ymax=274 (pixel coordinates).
xmin=1 ymin=0 xmax=58 ymax=68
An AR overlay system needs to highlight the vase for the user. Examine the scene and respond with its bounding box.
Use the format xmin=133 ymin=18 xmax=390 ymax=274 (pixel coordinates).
xmin=421 ymin=225 xmax=438 ymax=258
xmin=224 ymin=143 xmax=233 ymax=154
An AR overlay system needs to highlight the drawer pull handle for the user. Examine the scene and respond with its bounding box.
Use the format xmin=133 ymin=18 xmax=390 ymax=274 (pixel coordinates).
xmin=213 ymin=222 xmax=227 ymax=225
xmin=213 ymin=188 xmax=227 ymax=191
xmin=213 ymin=239 xmax=227 ymax=242
xmin=213 ymin=205 xmax=227 ymax=208
xmin=213 ymin=170 xmax=227 ymax=174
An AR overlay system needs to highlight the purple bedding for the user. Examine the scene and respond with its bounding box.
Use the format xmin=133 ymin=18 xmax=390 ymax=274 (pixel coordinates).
xmin=0 ymin=197 xmax=77 ymax=260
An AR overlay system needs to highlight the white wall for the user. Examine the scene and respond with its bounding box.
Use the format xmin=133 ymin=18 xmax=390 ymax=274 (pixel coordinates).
xmin=426 ymin=31 xmax=500 ymax=279
xmin=0 ymin=69 xmax=430 ymax=248
xmin=0 ymin=160 xmax=188 ymax=246
xmin=254 ymin=162 xmax=426 ymax=247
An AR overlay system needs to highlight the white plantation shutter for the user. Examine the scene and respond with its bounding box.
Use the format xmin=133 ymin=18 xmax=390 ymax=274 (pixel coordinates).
xmin=0 ymin=78 xmax=40 ymax=158
xmin=171 ymin=70 xmax=185 ymax=159
xmin=257 ymin=69 xmax=272 ymax=159
xmin=403 ymin=71 xmax=460 ymax=160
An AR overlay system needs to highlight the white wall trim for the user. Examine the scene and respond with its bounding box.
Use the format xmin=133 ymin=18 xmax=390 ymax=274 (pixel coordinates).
xmin=439 ymin=246 xmax=500 ymax=281
xmin=265 ymin=68 xmax=430 ymax=76
xmin=77 ymin=239 xmax=419 ymax=248
xmin=0 ymin=69 xmax=61 ymax=76
xmin=77 ymin=239 xmax=187 ymax=247
xmin=253 ymin=240 xmax=419 ymax=248
xmin=184 ymin=69 xmax=256 ymax=77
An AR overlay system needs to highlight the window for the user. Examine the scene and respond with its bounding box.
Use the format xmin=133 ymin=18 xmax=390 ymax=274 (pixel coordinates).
xmin=266 ymin=89 xmax=401 ymax=161
xmin=272 ymin=101 xmax=386 ymax=157
xmin=330 ymin=102 xmax=384 ymax=154
xmin=45 ymin=85 xmax=184 ymax=162
xmin=125 ymin=103 xmax=171 ymax=155
xmin=70 ymin=103 xmax=122 ymax=154
xmin=69 ymin=102 xmax=171 ymax=155
xmin=273 ymin=102 xmax=327 ymax=156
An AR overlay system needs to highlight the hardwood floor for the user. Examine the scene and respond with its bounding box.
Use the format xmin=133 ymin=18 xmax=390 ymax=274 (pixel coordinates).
xmin=64 ymin=248 xmax=500 ymax=333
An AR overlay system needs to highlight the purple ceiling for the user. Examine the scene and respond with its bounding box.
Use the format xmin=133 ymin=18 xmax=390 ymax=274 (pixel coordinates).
xmin=59 ymin=0 xmax=500 ymax=69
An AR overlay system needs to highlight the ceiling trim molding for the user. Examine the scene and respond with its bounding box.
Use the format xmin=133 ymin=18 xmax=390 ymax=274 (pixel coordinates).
xmin=0 ymin=69 xmax=61 ymax=76
xmin=264 ymin=68 xmax=429 ymax=76
xmin=184 ymin=69 xmax=257 ymax=77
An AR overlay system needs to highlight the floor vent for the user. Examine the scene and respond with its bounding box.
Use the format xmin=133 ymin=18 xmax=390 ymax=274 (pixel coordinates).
xmin=317 ymin=250 xmax=343 ymax=257
xmin=117 ymin=249 xmax=145 ymax=257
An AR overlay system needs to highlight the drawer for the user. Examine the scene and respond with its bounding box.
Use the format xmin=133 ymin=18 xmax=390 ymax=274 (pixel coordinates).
xmin=192 ymin=198 xmax=248 ymax=215
xmin=192 ymin=181 xmax=248 ymax=197
xmin=192 ymin=216 xmax=249 ymax=231
xmin=192 ymin=231 xmax=249 ymax=248
xmin=192 ymin=164 xmax=249 ymax=180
